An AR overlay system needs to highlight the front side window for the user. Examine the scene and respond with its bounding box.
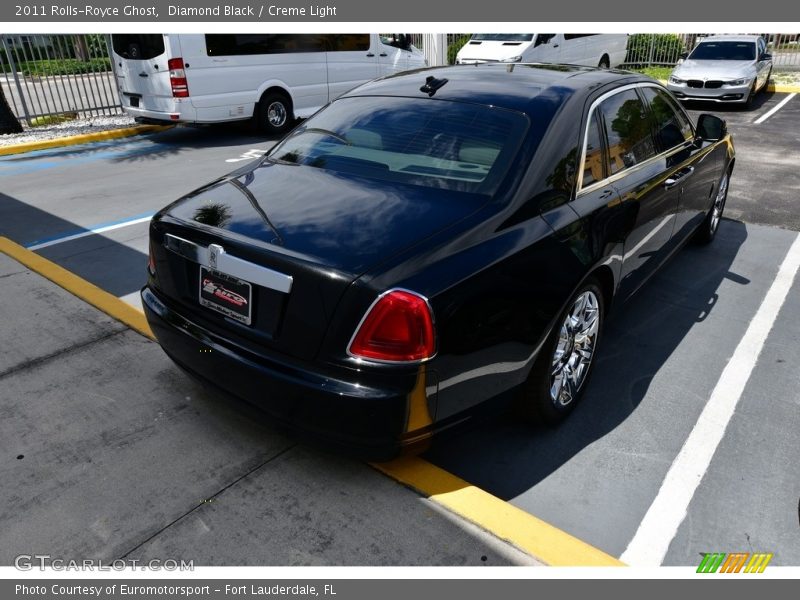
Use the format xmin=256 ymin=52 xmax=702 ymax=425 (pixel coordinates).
xmin=597 ymin=89 xmax=657 ymax=176
xmin=267 ymin=96 xmax=530 ymax=194
xmin=640 ymin=87 xmax=693 ymax=153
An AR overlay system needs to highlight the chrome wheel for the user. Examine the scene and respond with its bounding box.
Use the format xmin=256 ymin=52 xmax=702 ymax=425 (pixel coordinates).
xmin=267 ymin=101 xmax=287 ymax=128
xmin=710 ymin=172 xmax=728 ymax=234
xmin=550 ymin=290 xmax=600 ymax=407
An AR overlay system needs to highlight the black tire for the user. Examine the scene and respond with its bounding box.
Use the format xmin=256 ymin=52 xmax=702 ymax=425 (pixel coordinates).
xmin=257 ymin=91 xmax=293 ymax=136
xmin=744 ymin=82 xmax=757 ymax=108
xmin=517 ymin=279 xmax=605 ymax=425
xmin=598 ymin=55 xmax=610 ymax=69
xmin=695 ymin=168 xmax=730 ymax=244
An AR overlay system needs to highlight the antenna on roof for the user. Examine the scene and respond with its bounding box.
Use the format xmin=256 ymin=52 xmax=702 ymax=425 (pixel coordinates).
xmin=419 ymin=75 xmax=449 ymax=97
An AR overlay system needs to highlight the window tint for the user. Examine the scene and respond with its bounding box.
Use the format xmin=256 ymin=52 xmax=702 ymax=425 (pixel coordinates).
xmin=330 ymin=34 xmax=370 ymax=51
xmin=689 ymin=41 xmax=756 ymax=61
xmin=534 ymin=34 xmax=556 ymax=47
xmin=640 ymin=87 xmax=693 ymax=152
xmin=111 ymin=34 xmax=165 ymax=60
xmin=206 ymin=34 xmax=327 ymax=56
xmin=597 ymin=89 xmax=656 ymax=175
xmin=267 ymin=96 xmax=529 ymax=194
xmin=471 ymin=34 xmax=534 ymax=42
xmin=582 ymin=112 xmax=605 ymax=187
xmin=564 ymin=34 xmax=595 ymax=40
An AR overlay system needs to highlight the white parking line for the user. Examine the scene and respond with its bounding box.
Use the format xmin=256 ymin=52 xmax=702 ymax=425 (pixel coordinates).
xmin=620 ymin=232 xmax=800 ymax=566
xmin=754 ymin=93 xmax=796 ymax=124
xmin=27 ymin=216 xmax=153 ymax=251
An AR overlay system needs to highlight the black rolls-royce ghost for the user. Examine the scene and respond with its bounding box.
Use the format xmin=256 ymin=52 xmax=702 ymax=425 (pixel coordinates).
xmin=142 ymin=64 xmax=735 ymax=458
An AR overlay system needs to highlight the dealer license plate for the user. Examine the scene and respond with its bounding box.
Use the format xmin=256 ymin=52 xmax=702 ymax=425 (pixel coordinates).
xmin=199 ymin=266 xmax=252 ymax=325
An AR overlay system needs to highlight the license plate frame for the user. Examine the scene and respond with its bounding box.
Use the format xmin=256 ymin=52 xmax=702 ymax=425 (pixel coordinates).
xmin=199 ymin=266 xmax=252 ymax=325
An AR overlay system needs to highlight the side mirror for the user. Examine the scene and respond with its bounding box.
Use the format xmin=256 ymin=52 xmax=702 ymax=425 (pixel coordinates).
xmin=680 ymin=51 xmax=689 ymax=59
xmin=696 ymin=114 xmax=727 ymax=141
xmin=761 ymin=52 xmax=772 ymax=60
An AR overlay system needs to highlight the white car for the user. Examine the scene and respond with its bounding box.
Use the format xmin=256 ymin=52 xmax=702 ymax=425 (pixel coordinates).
xmin=455 ymin=34 xmax=628 ymax=68
xmin=667 ymin=35 xmax=773 ymax=105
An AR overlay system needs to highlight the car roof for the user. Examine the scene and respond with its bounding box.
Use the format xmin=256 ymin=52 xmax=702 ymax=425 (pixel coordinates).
xmin=696 ymin=35 xmax=761 ymax=44
xmin=343 ymin=63 xmax=652 ymax=114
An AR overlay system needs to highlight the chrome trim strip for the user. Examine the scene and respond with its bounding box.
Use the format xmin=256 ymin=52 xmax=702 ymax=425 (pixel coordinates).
xmin=164 ymin=234 xmax=293 ymax=294
xmin=576 ymin=82 xmax=697 ymax=198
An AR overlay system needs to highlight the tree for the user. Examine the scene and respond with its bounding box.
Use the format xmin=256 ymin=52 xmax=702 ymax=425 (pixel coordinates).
xmin=0 ymin=85 xmax=23 ymax=134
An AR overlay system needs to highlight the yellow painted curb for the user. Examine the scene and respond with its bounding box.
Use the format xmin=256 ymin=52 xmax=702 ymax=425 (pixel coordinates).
xmin=0 ymin=124 xmax=173 ymax=157
xmin=769 ymin=84 xmax=800 ymax=93
xmin=0 ymin=236 xmax=153 ymax=340
xmin=374 ymin=456 xmax=626 ymax=567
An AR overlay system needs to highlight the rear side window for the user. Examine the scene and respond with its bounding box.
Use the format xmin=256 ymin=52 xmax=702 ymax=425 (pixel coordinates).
xmin=206 ymin=34 xmax=328 ymax=56
xmin=111 ymin=34 xmax=165 ymax=60
xmin=597 ymin=89 xmax=657 ymax=175
xmin=640 ymin=87 xmax=693 ymax=152
xmin=267 ymin=96 xmax=530 ymax=194
xmin=582 ymin=112 xmax=605 ymax=187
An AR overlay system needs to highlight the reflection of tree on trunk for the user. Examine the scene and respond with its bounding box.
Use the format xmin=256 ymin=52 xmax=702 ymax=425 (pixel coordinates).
xmin=0 ymin=86 xmax=23 ymax=134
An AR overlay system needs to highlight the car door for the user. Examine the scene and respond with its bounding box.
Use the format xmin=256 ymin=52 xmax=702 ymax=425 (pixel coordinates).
xmin=591 ymin=86 xmax=679 ymax=300
xmin=325 ymin=34 xmax=379 ymax=101
xmin=640 ymin=85 xmax=720 ymax=240
xmin=560 ymin=34 xmax=590 ymax=65
xmin=528 ymin=34 xmax=560 ymax=63
xmin=377 ymin=34 xmax=410 ymax=74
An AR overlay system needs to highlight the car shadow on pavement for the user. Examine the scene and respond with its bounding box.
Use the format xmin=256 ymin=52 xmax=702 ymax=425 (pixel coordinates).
xmin=423 ymin=219 xmax=750 ymax=500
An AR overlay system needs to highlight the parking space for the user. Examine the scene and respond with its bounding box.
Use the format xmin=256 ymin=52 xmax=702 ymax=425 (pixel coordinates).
xmin=1 ymin=92 xmax=799 ymax=566
xmin=0 ymin=250 xmax=537 ymax=566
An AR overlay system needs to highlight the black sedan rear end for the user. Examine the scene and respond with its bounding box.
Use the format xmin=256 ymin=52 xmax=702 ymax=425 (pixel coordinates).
xmin=142 ymin=64 xmax=734 ymax=457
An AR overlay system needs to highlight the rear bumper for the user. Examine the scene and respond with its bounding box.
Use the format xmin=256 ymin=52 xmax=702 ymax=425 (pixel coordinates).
xmin=120 ymin=99 xmax=197 ymax=123
xmin=142 ymin=286 xmax=433 ymax=459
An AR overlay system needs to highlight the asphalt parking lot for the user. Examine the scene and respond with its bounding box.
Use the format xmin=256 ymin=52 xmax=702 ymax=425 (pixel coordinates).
xmin=1 ymin=90 xmax=799 ymax=567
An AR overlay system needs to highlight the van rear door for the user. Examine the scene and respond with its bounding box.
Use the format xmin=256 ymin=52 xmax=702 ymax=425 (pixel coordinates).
xmin=111 ymin=34 xmax=177 ymax=113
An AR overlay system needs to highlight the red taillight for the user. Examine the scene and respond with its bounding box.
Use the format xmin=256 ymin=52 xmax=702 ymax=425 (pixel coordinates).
xmin=168 ymin=57 xmax=189 ymax=98
xmin=348 ymin=290 xmax=436 ymax=362
xmin=147 ymin=241 xmax=156 ymax=276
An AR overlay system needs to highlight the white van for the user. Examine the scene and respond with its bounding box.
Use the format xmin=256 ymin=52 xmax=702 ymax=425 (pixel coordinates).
xmin=111 ymin=34 xmax=426 ymax=134
xmin=455 ymin=34 xmax=628 ymax=68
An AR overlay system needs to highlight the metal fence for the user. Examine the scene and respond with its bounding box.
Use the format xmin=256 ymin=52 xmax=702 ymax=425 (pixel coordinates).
xmin=1 ymin=33 xmax=122 ymax=125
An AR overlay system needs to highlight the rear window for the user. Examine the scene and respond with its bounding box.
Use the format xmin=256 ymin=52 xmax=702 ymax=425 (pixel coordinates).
xmin=111 ymin=34 xmax=165 ymax=60
xmin=266 ymin=96 xmax=530 ymax=194
xmin=689 ymin=41 xmax=756 ymax=61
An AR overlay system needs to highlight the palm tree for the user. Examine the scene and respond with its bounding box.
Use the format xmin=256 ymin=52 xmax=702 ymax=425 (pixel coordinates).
xmin=0 ymin=85 xmax=23 ymax=134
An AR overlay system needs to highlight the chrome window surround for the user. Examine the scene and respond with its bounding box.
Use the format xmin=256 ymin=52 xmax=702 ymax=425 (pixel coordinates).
xmin=576 ymin=82 xmax=697 ymax=198
xmin=164 ymin=234 xmax=293 ymax=294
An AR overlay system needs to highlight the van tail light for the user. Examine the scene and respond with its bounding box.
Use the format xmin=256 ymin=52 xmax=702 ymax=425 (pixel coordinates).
xmin=348 ymin=290 xmax=436 ymax=363
xmin=168 ymin=57 xmax=189 ymax=98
